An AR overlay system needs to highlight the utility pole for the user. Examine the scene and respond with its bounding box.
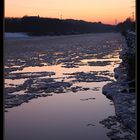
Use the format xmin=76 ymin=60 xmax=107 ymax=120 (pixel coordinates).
xmin=115 ymin=19 xmax=117 ymax=25
xmin=131 ymin=0 xmax=135 ymax=21
xmin=60 ymin=14 xmax=62 ymax=20
xmin=132 ymin=12 xmax=134 ymax=21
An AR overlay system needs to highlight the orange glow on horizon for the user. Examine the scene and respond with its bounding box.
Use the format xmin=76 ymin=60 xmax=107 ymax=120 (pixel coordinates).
xmin=5 ymin=0 xmax=135 ymax=25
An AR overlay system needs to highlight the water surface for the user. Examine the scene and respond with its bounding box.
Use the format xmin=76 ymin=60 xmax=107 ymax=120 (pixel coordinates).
xmin=5 ymin=33 xmax=124 ymax=140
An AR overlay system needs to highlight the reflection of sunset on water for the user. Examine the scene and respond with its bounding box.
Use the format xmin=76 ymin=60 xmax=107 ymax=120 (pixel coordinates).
xmin=4 ymin=31 xmax=135 ymax=139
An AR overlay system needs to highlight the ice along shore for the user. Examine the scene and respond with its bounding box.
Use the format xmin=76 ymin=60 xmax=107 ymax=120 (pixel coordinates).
xmin=102 ymin=31 xmax=136 ymax=132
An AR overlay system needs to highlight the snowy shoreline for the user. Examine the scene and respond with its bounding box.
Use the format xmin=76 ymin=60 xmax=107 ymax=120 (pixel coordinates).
xmin=102 ymin=31 xmax=136 ymax=132
xmin=4 ymin=32 xmax=30 ymax=39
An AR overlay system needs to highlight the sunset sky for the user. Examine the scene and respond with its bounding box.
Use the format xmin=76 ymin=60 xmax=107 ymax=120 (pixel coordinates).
xmin=5 ymin=0 xmax=135 ymax=25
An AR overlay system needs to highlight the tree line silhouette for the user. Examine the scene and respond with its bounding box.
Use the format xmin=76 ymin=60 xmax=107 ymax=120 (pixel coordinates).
xmin=5 ymin=16 xmax=116 ymax=36
xmin=5 ymin=16 xmax=135 ymax=36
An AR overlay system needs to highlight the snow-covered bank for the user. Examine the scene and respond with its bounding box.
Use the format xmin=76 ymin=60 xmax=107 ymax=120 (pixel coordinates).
xmin=4 ymin=32 xmax=29 ymax=39
xmin=102 ymin=31 xmax=136 ymax=132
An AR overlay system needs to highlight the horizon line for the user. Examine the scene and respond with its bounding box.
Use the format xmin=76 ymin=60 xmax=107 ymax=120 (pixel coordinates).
xmin=5 ymin=15 xmax=129 ymax=25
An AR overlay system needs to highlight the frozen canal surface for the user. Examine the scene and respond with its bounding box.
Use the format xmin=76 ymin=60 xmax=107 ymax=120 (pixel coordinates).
xmin=4 ymin=33 xmax=125 ymax=140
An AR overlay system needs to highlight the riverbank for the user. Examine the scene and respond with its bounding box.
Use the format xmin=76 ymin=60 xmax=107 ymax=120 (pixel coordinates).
xmin=102 ymin=31 xmax=136 ymax=132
